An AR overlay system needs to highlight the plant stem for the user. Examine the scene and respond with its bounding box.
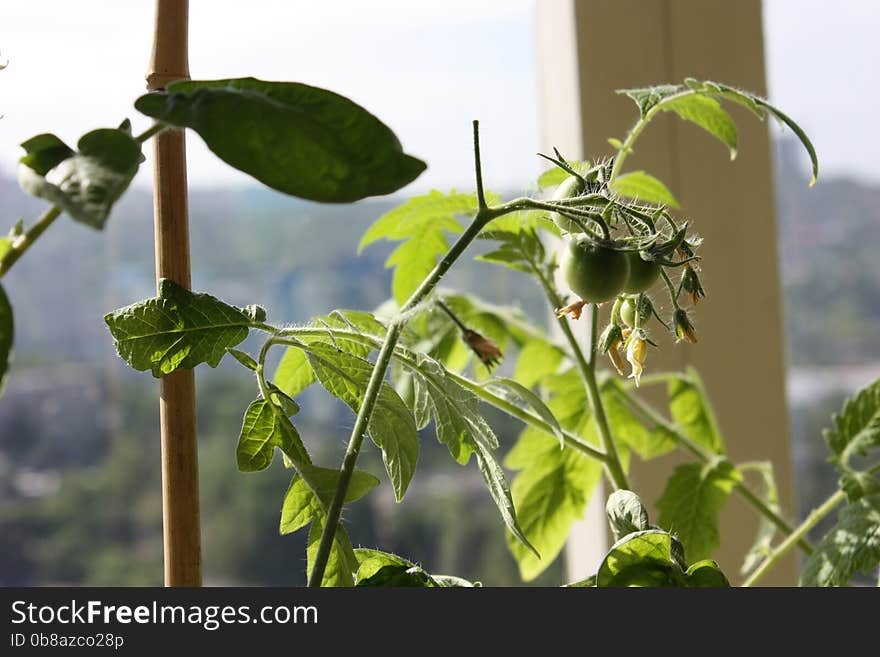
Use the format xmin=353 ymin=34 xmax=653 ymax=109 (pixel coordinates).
xmin=620 ymin=390 xmax=814 ymax=555
xmin=309 ymin=124 xmax=502 ymax=586
xmin=581 ymin=306 xmax=629 ymax=490
xmin=531 ymin=264 xmax=629 ymax=490
xmin=742 ymin=489 xmax=846 ymax=587
xmin=610 ymin=90 xmax=698 ymax=181
xmin=135 ymin=122 xmax=169 ymax=143
xmin=0 ymin=205 xmax=62 ymax=278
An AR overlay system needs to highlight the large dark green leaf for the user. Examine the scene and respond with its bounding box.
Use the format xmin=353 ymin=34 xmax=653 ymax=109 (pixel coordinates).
xmin=0 ymin=283 xmax=12 ymax=396
xmin=18 ymin=127 xmax=143 ymax=229
xmin=801 ymin=494 xmax=880 ymax=587
xmin=135 ymin=78 xmax=425 ymax=203
xmin=105 ymin=279 xmax=256 ymax=377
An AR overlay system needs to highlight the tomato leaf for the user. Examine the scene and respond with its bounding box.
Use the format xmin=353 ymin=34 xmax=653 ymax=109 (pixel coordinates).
xmin=136 ymin=78 xmax=425 ymax=202
xmin=610 ymin=171 xmax=680 ymax=208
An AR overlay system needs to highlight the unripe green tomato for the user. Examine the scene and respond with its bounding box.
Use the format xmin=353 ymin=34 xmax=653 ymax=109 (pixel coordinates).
xmin=622 ymin=251 xmax=661 ymax=293
xmin=550 ymin=175 xmax=585 ymax=233
xmin=619 ymin=298 xmax=637 ymax=327
xmin=561 ymin=237 xmax=630 ymax=303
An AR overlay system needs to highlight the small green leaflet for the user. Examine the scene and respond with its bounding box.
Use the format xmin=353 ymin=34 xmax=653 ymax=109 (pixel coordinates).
xmin=537 ymin=162 xmax=589 ymax=189
xmin=0 ymin=283 xmax=12 ymax=397
xmin=668 ymin=368 xmax=725 ymax=453
xmin=136 ymin=78 xmax=425 ymax=203
xmin=656 ymin=459 xmax=742 ymax=562
xmin=404 ymin=353 xmax=535 ymax=556
xmin=596 ymin=529 xmax=729 ymax=587
xmin=661 ymin=94 xmax=738 ymax=159
xmin=306 ymin=342 xmax=418 ymax=502
xmin=104 ymin=279 xmax=254 ymax=377
xmin=280 ymin=466 xmax=379 ymax=535
xmin=618 ymin=84 xmax=683 ymax=117
xmin=353 ymin=548 xmax=476 ymax=587
xmin=801 ymin=494 xmax=880 ymax=587
xmin=274 ymin=348 xmax=316 ymax=398
xmin=226 ymin=347 xmax=257 ymax=371
xmin=823 ymin=378 xmax=880 ymax=470
xmin=307 ymin=516 xmax=359 ymax=587
xmin=18 ymin=127 xmax=143 ymax=229
xmin=236 ymin=399 xmax=310 ymax=472
xmin=606 ymin=490 xmax=650 ymax=541
xmin=609 ymin=171 xmax=680 ymax=208
xmin=358 ymin=190 xmax=484 ymax=304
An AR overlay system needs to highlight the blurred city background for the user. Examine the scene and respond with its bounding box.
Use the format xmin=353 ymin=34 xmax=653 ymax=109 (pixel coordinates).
xmin=1 ymin=1 xmax=878 ymax=585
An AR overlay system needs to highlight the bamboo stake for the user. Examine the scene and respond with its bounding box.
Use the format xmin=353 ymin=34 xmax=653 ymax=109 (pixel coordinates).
xmin=146 ymin=0 xmax=201 ymax=587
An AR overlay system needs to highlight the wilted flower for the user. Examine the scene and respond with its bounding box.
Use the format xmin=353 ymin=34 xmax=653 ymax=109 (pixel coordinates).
xmin=598 ymin=323 xmax=626 ymax=375
xmin=556 ymin=299 xmax=587 ymax=320
xmin=626 ymin=331 xmax=648 ymax=386
xmin=463 ymin=329 xmax=503 ymax=369
xmin=680 ymin=265 xmax=705 ymax=306
xmin=673 ymin=308 xmax=698 ymax=344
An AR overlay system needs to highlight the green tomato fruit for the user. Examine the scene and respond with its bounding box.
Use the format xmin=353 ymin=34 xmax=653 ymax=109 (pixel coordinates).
xmin=561 ymin=237 xmax=630 ymax=303
xmin=550 ymin=175 xmax=585 ymax=233
xmin=622 ymin=251 xmax=661 ymax=294
xmin=619 ymin=298 xmax=637 ymax=327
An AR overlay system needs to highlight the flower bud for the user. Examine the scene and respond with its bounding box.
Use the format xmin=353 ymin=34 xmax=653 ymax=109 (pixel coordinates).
xmin=598 ymin=323 xmax=626 ymax=375
xmin=680 ymin=265 xmax=706 ymax=305
xmin=463 ymin=329 xmax=503 ymax=369
xmin=672 ymin=308 xmax=698 ymax=344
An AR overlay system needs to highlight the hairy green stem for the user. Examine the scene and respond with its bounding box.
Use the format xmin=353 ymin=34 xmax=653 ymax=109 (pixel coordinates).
xmin=742 ymin=489 xmax=846 ymax=587
xmin=532 ymin=263 xmax=629 ymax=490
xmin=0 ymin=206 xmax=62 ymax=278
xmin=135 ymin=122 xmax=169 ymax=143
xmin=610 ymin=90 xmax=699 ymax=181
xmin=620 ymin=390 xmax=814 ymax=556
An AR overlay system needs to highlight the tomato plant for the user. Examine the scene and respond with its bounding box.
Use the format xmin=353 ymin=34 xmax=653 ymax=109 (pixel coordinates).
xmin=4 ymin=60 xmax=880 ymax=590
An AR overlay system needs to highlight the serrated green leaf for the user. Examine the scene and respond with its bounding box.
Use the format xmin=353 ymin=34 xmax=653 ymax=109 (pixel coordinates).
xmin=597 ymin=530 xmax=684 ymax=587
xmin=306 ymin=342 xmax=418 ymax=501
xmin=610 ymin=171 xmax=680 ymax=208
xmin=824 ymin=378 xmax=880 ymax=469
xmin=280 ymin=465 xmax=379 ymax=535
xmin=617 ymin=84 xmax=684 ymax=117
xmin=801 ymin=494 xmax=880 ymax=587
xmin=668 ymin=368 xmax=725 ymax=453
xmin=226 ymin=347 xmax=257 ymax=371
xmin=661 ymin=94 xmax=738 ymax=159
xmin=359 ymin=191 xmax=480 ymax=304
xmin=603 ymin=380 xmax=675 ymax=459
xmin=307 ymin=517 xmax=358 ymax=587
xmin=0 ymin=283 xmax=12 ymax=396
xmin=740 ymin=462 xmax=780 ymax=576
xmin=656 ymin=459 xmax=741 ymax=561
xmin=18 ymin=128 xmax=143 ymax=229
xmin=236 ymin=399 xmax=310 ymax=472
xmin=513 ymin=339 xmax=563 ymax=389
xmin=105 ymin=278 xmax=253 ymax=377
xmin=606 ymin=490 xmax=650 ymax=541
xmin=136 ymin=78 xmax=425 ymax=202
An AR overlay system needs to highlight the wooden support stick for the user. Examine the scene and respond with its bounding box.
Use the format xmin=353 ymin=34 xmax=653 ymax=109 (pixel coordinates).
xmin=147 ymin=0 xmax=201 ymax=587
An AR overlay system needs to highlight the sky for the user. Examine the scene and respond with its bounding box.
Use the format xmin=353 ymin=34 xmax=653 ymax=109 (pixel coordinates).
xmin=0 ymin=0 xmax=877 ymax=193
